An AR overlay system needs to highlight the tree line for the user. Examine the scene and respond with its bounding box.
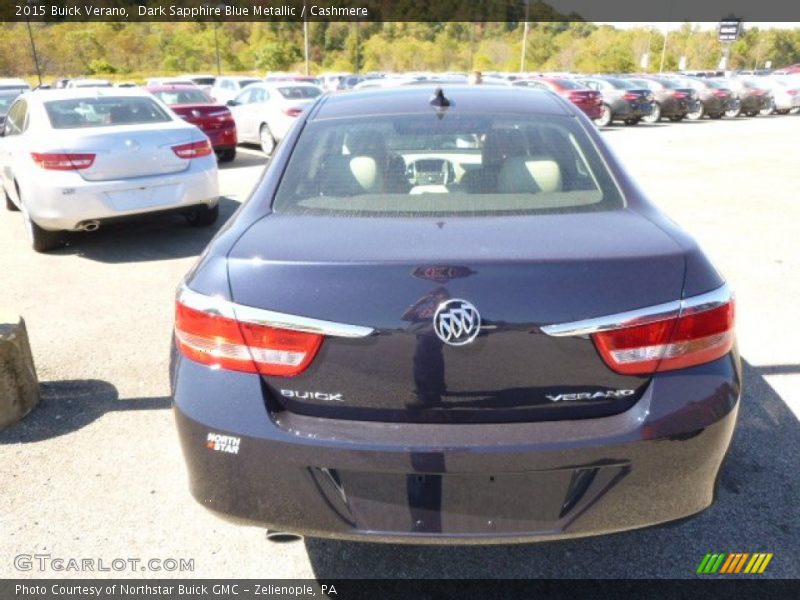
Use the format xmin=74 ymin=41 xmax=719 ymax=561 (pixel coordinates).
xmin=1 ymin=21 xmax=798 ymax=80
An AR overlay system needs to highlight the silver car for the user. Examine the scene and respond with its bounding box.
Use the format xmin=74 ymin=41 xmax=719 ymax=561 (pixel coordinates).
xmin=227 ymin=82 xmax=322 ymax=155
xmin=0 ymin=88 xmax=219 ymax=252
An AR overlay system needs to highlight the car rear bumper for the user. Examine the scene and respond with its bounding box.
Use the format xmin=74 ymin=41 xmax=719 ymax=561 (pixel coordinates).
xmin=611 ymin=102 xmax=652 ymax=120
xmin=576 ymin=104 xmax=603 ymax=120
xmin=775 ymin=95 xmax=800 ymax=110
xmin=22 ymin=157 xmax=219 ymax=231
xmin=172 ymin=352 xmax=741 ymax=544
xmin=662 ymin=98 xmax=697 ymax=116
xmin=205 ymin=127 xmax=237 ymax=149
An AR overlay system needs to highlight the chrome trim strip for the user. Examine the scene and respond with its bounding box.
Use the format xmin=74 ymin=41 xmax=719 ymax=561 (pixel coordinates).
xmin=541 ymin=283 xmax=732 ymax=337
xmin=177 ymin=285 xmax=375 ymax=338
xmin=680 ymin=283 xmax=734 ymax=314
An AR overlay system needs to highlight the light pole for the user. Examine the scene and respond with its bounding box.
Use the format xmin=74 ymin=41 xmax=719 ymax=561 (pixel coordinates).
xmin=26 ymin=0 xmax=42 ymax=86
xmin=303 ymin=3 xmax=310 ymax=76
xmin=519 ymin=0 xmax=530 ymax=73
xmin=205 ymin=2 xmax=223 ymax=75
xmin=213 ymin=22 xmax=221 ymax=75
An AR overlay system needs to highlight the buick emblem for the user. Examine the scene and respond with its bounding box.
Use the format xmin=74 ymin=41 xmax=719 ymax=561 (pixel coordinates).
xmin=433 ymin=299 xmax=481 ymax=346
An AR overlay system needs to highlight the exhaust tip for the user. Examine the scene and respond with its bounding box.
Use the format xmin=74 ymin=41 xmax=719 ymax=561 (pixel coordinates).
xmin=78 ymin=220 xmax=100 ymax=232
xmin=266 ymin=530 xmax=303 ymax=543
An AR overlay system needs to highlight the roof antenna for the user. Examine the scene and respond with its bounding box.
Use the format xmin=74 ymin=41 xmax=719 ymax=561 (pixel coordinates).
xmin=429 ymin=87 xmax=450 ymax=108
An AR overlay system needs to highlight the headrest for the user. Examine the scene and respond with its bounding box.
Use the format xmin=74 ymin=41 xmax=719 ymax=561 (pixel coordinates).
xmin=482 ymin=129 xmax=527 ymax=167
xmin=498 ymin=157 xmax=563 ymax=194
xmin=345 ymin=130 xmax=386 ymax=157
xmin=348 ymin=156 xmax=380 ymax=192
xmin=109 ymin=105 xmax=135 ymax=124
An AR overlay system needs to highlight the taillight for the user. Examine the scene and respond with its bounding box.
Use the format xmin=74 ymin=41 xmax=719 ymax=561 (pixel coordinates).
xmin=592 ymin=300 xmax=735 ymax=375
xmin=208 ymin=110 xmax=234 ymax=123
xmin=283 ymin=107 xmax=303 ymax=117
xmin=31 ymin=152 xmax=95 ymax=170
xmin=174 ymin=292 xmax=323 ymax=377
xmin=713 ymin=90 xmax=728 ymax=97
xmin=172 ymin=139 xmax=213 ymax=159
xmin=622 ymin=92 xmax=639 ymax=101
xmin=788 ymin=90 xmax=798 ymax=96
xmin=673 ymin=91 xmax=688 ymax=99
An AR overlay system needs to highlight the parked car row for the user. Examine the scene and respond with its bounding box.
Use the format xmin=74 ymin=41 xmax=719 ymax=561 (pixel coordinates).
xmin=1 ymin=67 xmax=796 ymax=255
xmin=510 ymin=72 xmax=799 ymax=126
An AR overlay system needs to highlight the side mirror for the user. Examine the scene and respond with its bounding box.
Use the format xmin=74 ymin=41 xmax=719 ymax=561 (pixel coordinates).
xmin=226 ymin=99 xmax=238 ymax=107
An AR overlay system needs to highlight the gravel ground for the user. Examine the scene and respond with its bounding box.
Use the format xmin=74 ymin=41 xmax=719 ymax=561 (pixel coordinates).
xmin=1 ymin=114 xmax=798 ymax=579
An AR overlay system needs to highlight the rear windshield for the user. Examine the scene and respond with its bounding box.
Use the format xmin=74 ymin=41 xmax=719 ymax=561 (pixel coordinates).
xmin=273 ymin=113 xmax=624 ymax=216
xmin=191 ymin=77 xmax=215 ymax=86
xmin=707 ymin=79 xmax=730 ymax=89
xmin=654 ymin=78 xmax=679 ymax=89
xmin=604 ymin=78 xmax=640 ymax=89
xmin=44 ymin=97 xmax=172 ymax=128
xmin=277 ymin=86 xmax=322 ymax=100
xmin=0 ymin=93 xmax=18 ymax=115
xmin=551 ymin=78 xmax=583 ymax=89
xmin=152 ymin=89 xmax=211 ymax=105
xmin=633 ymin=78 xmax=677 ymax=89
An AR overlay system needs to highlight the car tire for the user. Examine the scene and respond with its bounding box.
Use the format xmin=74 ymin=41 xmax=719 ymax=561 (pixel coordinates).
xmin=259 ymin=124 xmax=276 ymax=156
xmin=217 ymin=148 xmax=237 ymax=163
xmin=643 ymin=102 xmax=661 ymax=124
xmin=594 ymin=105 xmax=612 ymax=127
xmin=776 ymin=109 xmax=790 ymax=115
xmin=686 ymin=102 xmax=705 ymax=120
xmin=21 ymin=203 xmax=62 ymax=253
xmin=790 ymin=107 xmax=800 ymax=115
xmin=623 ymin=118 xmax=640 ymax=126
xmin=725 ymin=106 xmax=741 ymax=118
xmin=760 ymin=100 xmax=776 ymax=116
xmin=4 ymin=188 xmax=19 ymax=212
xmin=185 ymin=204 xmax=219 ymax=227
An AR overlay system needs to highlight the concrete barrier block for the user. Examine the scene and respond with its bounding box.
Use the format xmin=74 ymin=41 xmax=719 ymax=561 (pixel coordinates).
xmin=0 ymin=313 xmax=40 ymax=429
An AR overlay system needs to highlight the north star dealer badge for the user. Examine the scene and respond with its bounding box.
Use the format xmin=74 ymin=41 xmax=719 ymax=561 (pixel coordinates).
xmin=206 ymin=433 xmax=241 ymax=454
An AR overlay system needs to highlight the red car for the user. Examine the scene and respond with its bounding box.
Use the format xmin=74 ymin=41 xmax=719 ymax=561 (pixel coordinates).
xmin=514 ymin=77 xmax=603 ymax=120
xmin=147 ymin=85 xmax=237 ymax=162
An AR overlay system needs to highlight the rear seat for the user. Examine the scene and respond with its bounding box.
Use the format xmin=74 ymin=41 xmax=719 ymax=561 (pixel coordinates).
xmin=497 ymin=156 xmax=563 ymax=193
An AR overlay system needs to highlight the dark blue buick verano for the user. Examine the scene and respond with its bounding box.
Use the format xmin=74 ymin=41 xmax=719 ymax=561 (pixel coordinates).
xmin=171 ymin=85 xmax=740 ymax=543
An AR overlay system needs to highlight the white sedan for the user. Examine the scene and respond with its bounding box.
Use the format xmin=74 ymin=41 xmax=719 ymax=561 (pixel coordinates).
xmin=0 ymin=88 xmax=219 ymax=252
xmin=226 ymin=82 xmax=322 ymax=155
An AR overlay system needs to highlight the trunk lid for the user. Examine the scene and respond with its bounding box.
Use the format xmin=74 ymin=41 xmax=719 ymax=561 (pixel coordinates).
xmin=226 ymin=210 xmax=687 ymax=423
xmin=567 ymin=90 xmax=603 ymax=106
xmin=53 ymin=122 xmax=202 ymax=181
xmin=278 ymin=98 xmax=315 ymax=117
xmin=170 ymin=103 xmax=233 ymax=132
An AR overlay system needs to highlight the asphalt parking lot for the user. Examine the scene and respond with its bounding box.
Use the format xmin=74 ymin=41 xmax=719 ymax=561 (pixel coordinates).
xmin=1 ymin=115 xmax=798 ymax=579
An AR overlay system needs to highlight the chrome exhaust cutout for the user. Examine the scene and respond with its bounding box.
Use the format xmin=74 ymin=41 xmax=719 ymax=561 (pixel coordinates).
xmin=265 ymin=530 xmax=303 ymax=543
xmin=77 ymin=221 xmax=100 ymax=232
